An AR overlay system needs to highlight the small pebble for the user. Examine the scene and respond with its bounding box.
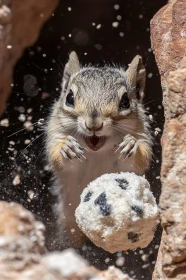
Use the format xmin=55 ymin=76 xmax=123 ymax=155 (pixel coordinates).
xmin=24 ymin=121 xmax=34 ymax=131
xmin=148 ymin=73 xmax=153 ymax=78
xmin=96 ymin=24 xmax=101 ymax=29
xmin=18 ymin=114 xmax=26 ymax=122
xmin=105 ymin=258 xmax=110 ymax=263
xmin=141 ymin=254 xmax=149 ymax=262
xmin=28 ymin=190 xmax=35 ymax=200
xmin=27 ymin=108 xmax=33 ymax=114
xmin=116 ymin=15 xmax=122 ymax=21
xmin=0 ymin=118 xmax=9 ymax=127
xmin=142 ymin=263 xmax=150 ymax=269
xmin=112 ymin=22 xmax=119 ymax=28
xmin=13 ymin=174 xmax=21 ymax=186
xmin=114 ymin=4 xmax=120 ymax=10
xmin=25 ymin=139 xmax=31 ymax=145
xmin=116 ymin=256 xmax=125 ymax=266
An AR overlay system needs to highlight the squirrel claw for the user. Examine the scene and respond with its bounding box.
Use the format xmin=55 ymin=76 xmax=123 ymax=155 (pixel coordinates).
xmin=60 ymin=136 xmax=86 ymax=161
xmin=117 ymin=134 xmax=139 ymax=160
xmin=60 ymin=149 xmax=73 ymax=162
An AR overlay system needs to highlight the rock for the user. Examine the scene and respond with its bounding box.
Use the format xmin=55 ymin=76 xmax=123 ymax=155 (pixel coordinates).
xmin=0 ymin=201 xmax=46 ymax=279
xmin=0 ymin=201 xmax=132 ymax=280
xmin=151 ymin=1 xmax=186 ymax=279
xmin=150 ymin=0 xmax=186 ymax=119
xmin=100 ymin=266 xmax=133 ymax=280
xmin=0 ymin=0 xmax=59 ymax=115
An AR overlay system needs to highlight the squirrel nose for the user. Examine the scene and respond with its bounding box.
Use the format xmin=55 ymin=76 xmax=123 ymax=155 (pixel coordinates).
xmin=85 ymin=122 xmax=103 ymax=131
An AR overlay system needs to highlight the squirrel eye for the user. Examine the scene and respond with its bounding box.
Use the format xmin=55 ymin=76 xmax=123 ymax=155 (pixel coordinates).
xmin=119 ymin=92 xmax=130 ymax=110
xmin=66 ymin=89 xmax=74 ymax=107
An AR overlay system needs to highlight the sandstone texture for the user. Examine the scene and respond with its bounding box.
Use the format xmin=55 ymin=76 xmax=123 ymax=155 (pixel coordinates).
xmin=0 ymin=0 xmax=59 ymax=115
xmin=151 ymin=1 xmax=186 ymax=279
xmin=0 ymin=201 xmax=132 ymax=280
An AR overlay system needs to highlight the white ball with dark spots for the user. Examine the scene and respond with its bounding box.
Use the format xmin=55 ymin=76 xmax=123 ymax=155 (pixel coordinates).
xmin=75 ymin=172 xmax=159 ymax=253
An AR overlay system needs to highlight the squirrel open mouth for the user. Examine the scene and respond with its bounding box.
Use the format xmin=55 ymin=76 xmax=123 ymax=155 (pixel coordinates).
xmin=84 ymin=135 xmax=106 ymax=151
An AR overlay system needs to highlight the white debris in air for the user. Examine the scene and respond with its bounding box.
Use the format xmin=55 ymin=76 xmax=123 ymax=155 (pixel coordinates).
xmin=116 ymin=256 xmax=125 ymax=266
xmin=105 ymin=257 xmax=110 ymax=263
xmin=148 ymin=73 xmax=153 ymax=78
xmin=27 ymin=116 xmax=32 ymax=121
xmin=27 ymin=108 xmax=33 ymax=114
xmin=96 ymin=24 xmax=102 ymax=29
xmin=0 ymin=119 xmax=9 ymax=127
xmin=114 ymin=4 xmax=120 ymax=10
xmin=28 ymin=190 xmax=35 ymax=200
xmin=117 ymin=15 xmax=122 ymax=21
xmin=23 ymin=121 xmax=34 ymax=131
xmin=18 ymin=114 xmax=26 ymax=122
xmin=112 ymin=22 xmax=119 ymax=28
xmin=25 ymin=139 xmax=31 ymax=145
xmin=13 ymin=174 xmax=21 ymax=186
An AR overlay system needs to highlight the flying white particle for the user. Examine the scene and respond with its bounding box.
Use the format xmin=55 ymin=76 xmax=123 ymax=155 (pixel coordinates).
xmin=112 ymin=22 xmax=119 ymax=28
xmin=114 ymin=4 xmax=120 ymax=10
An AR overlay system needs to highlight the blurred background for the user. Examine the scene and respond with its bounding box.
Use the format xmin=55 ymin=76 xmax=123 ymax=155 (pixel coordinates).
xmin=0 ymin=0 xmax=167 ymax=279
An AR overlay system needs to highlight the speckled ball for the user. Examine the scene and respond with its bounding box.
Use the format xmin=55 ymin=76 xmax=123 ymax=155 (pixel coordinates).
xmin=75 ymin=172 xmax=159 ymax=253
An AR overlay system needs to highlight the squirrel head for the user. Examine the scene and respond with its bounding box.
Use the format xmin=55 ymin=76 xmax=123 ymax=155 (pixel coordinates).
xmin=58 ymin=51 xmax=146 ymax=137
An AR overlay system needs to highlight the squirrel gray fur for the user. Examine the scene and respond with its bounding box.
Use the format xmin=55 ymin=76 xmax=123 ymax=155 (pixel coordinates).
xmin=46 ymin=52 xmax=152 ymax=246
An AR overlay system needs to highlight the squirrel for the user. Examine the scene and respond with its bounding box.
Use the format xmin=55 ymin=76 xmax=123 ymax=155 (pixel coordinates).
xmin=46 ymin=51 xmax=152 ymax=246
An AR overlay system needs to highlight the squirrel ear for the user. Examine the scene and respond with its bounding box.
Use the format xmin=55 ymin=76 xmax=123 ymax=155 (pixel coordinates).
xmin=62 ymin=51 xmax=80 ymax=91
xmin=125 ymin=55 xmax=146 ymax=101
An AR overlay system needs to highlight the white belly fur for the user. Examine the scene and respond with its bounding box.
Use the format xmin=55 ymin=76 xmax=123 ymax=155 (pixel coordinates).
xmin=60 ymin=135 xmax=143 ymax=229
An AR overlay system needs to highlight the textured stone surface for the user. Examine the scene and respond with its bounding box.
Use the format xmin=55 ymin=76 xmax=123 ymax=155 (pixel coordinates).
xmin=151 ymin=1 xmax=186 ymax=278
xmin=0 ymin=201 xmax=132 ymax=280
xmin=151 ymin=0 xmax=186 ymax=119
xmin=0 ymin=0 xmax=59 ymax=115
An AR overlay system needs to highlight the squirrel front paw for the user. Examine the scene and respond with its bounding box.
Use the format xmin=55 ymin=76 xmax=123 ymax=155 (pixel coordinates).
xmin=60 ymin=136 xmax=86 ymax=161
xmin=116 ymin=134 xmax=139 ymax=160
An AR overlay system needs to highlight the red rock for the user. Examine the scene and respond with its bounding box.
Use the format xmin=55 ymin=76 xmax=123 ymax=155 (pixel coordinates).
xmin=151 ymin=1 xmax=186 ymax=278
xmin=0 ymin=0 xmax=59 ymax=115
